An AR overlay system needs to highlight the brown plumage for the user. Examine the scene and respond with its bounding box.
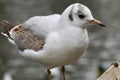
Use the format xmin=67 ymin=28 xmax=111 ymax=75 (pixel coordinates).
xmin=11 ymin=25 xmax=45 ymax=51
xmin=0 ymin=20 xmax=45 ymax=51
xmin=0 ymin=20 xmax=14 ymax=39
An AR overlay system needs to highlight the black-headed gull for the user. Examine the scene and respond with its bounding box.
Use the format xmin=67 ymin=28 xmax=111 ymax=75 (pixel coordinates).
xmin=0 ymin=3 xmax=105 ymax=80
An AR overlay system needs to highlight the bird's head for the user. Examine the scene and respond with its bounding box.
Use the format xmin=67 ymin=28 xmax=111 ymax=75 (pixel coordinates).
xmin=61 ymin=3 xmax=105 ymax=28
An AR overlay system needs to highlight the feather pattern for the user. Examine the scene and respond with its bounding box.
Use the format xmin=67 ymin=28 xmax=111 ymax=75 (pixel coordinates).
xmin=0 ymin=20 xmax=14 ymax=39
xmin=10 ymin=25 xmax=45 ymax=51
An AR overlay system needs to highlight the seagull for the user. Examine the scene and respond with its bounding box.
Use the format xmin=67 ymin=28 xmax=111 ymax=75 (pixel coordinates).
xmin=0 ymin=3 xmax=105 ymax=80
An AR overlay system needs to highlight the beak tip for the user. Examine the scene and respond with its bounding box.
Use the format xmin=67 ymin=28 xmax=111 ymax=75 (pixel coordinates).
xmin=99 ymin=23 xmax=106 ymax=27
xmin=89 ymin=20 xmax=106 ymax=27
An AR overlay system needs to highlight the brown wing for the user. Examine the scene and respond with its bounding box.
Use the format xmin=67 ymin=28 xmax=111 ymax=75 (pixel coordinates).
xmin=0 ymin=20 xmax=14 ymax=39
xmin=11 ymin=25 xmax=45 ymax=51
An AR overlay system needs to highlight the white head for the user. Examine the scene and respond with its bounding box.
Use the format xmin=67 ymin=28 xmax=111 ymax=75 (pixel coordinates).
xmin=61 ymin=3 xmax=105 ymax=28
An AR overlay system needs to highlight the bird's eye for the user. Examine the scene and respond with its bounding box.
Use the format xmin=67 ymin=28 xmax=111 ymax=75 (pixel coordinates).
xmin=78 ymin=14 xmax=85 ymax=19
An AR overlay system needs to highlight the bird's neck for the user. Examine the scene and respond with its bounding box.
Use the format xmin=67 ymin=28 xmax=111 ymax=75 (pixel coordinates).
xmin=58 ymin=25 xmax=88 ymax=41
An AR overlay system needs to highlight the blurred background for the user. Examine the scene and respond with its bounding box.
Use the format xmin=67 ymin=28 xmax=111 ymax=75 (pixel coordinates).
xmin=0 ymin=0 xmax=120 ymax=80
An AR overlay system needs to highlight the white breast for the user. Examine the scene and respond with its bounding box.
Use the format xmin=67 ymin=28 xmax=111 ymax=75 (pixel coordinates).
xmin=37 ymin=27 xmax=89 ymax=68
xmin=18 ymin=25 xmax=89 ymax=69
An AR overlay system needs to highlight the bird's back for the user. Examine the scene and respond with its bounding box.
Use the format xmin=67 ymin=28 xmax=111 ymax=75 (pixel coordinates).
xmin=23 ymin=14 xmax=61 ymax=39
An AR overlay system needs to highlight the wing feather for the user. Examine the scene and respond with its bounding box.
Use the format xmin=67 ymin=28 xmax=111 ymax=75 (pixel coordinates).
xmin=10 ymin=25 xmax=45 ymax=51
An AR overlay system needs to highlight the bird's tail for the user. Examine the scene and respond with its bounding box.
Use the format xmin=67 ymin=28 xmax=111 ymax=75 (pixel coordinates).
xmin=0 ymin=20 xmax=14 ymax=39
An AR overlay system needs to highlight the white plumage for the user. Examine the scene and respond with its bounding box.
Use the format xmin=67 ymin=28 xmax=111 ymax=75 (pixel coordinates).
xmin=16 ymin=3 xmax=90 ymax=69
xmin=0 ymin=3 xmax=105 ymax=80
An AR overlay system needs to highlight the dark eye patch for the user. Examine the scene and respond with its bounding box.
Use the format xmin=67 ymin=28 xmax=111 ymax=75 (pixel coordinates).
xmin=78 ymin=14 xmax=85 ymax=19
xmin=69 ymin=14 xmax=73 ymax=21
